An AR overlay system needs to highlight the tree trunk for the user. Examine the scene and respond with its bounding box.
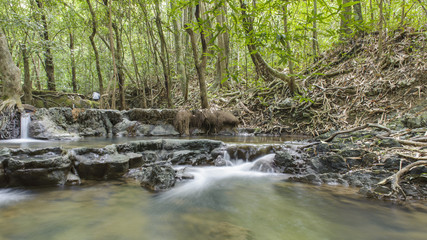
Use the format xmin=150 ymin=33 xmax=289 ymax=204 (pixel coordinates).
xmin=86 ymin=0 xmax=104 ymax=96
xmin=283 ymin=3 xmax=294 ymax=74
xmin=22 ymin=44 xmax=32 ymax=104
xmin=353 ymin=1 xmax=364 ymax=31
xmin=378 ymin=0 xmax=384 ymax=60
xmin=70 ymin=32 xmax=77 ymax=93
xmin=239 ymin=0 xmax=296 ymax=93
xmin=0 ymin=30 xmax=23 ymax=111
xmin=312 ymin=0 xmax=319 ymax=59
xmin=106 ymin=0 xmax=118 ymax=109
xmin=112 ymin=24 xmax=126 ymax=110
xmin=339 ymin=0 xmax=352 ymax=40
xmin=154 ymin=0 xmax=172 ymax=108
xmin=32 ymin=56 xmax=41 ymax=90
xmin=171 ymin=1 xmax=186 ymax=100
xmin=185 ymin=2 xmax=209 ymax=109
xmin=215 ymin=3 xmax=228 ymax=89
xmin=36 ymin=0 xmax=55 ymax=91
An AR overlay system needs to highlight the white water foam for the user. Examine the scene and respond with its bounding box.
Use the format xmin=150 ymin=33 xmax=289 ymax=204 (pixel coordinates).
xmin=0 ymin=189 xmax=30 ymax=207
xmin=162 ymin=154 xmax=279 ymax=199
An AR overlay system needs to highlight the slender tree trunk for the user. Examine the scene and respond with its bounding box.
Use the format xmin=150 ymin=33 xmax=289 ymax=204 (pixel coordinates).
xmin=36 ymin=0 xmax=55 ymax=91
xmin=0 ymin=30 xmax=23 ymax=111
xmin=86 ymin=0 xmax=104 ymax=96
xmin=183 ymin=6 xmax=192 ymax=102
xmin=106 ymin=0 xmax=118 ymax=109
xmin=370 ymin=0 xmax=374 ymax=24
xmin=32 ymin=56 xmax=41 ymax=90
xmin=400 ymin=0 xmax=405 ymax=26
xmin=70 ymin=32 xmax=77 ymax=93
xmin=353 ymin=1 xmax=363 ymax=31
xmin=312 ymin=0 xmax=319 ymax=59
xmin=171 ymin=1 xmax=186 ymax=100
xmin=283 ymin=3 xmax=293 ymax=74
xmin=126 ymin=1 xmax=146 ymax=108
xmin=22 ymin=44 xmax=32 ymax=104
xmin=185 ymin=2 xmax=209 ymax=109
xmin=378 ymin=0 xmax=384 ymax=60
xmin=154 ymin=0 xmax=172 ymax=108
xmin=215 ymin=3 xmax=228 ymax=89
xmin=339 ymin=0 xmax=352 ymax=40
xmin=113 ymin=24 xmax=126 ymax=110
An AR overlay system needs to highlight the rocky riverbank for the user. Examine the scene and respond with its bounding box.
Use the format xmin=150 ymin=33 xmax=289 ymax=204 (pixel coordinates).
xmin=1 ymin=133 xmax=426 ymax=201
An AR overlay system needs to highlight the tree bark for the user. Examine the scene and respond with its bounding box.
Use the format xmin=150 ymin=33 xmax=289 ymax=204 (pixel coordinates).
xmin=32 ymin=56 xmax=41 ymax=90
xmin=22 ymin=44 xmax=32 ymax=104
xmin=36 ymin=0 xmax=55 ymax=91
xmin=0 ymin=30 xmax=23 ymax=111
xmin=154 ymin=0 xmax=172 ymax=108
xmin=215 ymin=3 xmax=229 ymax=89
xmin=353 ymin=1 xmax=364 ymax=31
xmin=283 ymin=3 xmax=294 ymax=74
xmin=70 ymin=32 xmax=77 ymax=93
xmin=171 ymin=1 xmax=186 ymax=100
xmin=112 ymin=24 xmax=126 ymax=110
xmin=86 ymin=0 xmax=104 ymax=96
xmin=339 ymin=0 xmax=352 ymax=40
xmin=185 ymin=2 xmax=209 ymax=109
xmin=106 ymin=0 xmax=118 ymax=109
xmin=312 ymin=0 xmax=319 ymax=59
xmin=378 ymin=0 xmax=384 ymax=60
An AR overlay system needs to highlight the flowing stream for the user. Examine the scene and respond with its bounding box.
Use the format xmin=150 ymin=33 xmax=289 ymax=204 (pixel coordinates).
xmin=0 ymin=156 xmax=426 ymax=240
xmin=20 ymin=113 xmax=31 ymax=139
xmin=0 ymin=137 xmax=426 ymax=239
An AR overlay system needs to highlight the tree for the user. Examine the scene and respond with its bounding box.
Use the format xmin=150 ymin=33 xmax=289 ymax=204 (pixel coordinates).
xmin=0 ymin=30 xmax=23 ymax=112
xmin=185 ymin=1 xmax=209 ymax=109
xmin=239 ymin=0 xmax=296 ymax=93
xmin=36 ymin=0 xmax=56 ymax=91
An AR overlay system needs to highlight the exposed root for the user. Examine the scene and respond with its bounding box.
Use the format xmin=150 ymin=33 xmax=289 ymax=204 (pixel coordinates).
xmin=378 ymin=160 xmax=427 ymax=199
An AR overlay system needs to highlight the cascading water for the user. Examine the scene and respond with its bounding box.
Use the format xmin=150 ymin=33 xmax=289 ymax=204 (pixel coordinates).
xmin=162 ymin=154 xmax=282 ymax=199
xmin=20 ymin=113 xmax=31 ymax=139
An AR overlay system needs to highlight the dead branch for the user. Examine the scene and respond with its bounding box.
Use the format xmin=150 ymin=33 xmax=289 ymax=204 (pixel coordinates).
xmin=378 ymin=160 xmax=427 ymax=198
xmin=324 ymin=123 xmax=391 ymax=142
xmin=396 ymin=153 xmax=427 ymax=160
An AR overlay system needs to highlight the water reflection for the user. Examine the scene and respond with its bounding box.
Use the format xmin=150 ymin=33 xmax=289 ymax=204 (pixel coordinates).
xmin=0 ymin=177 xmax=426 ymax=240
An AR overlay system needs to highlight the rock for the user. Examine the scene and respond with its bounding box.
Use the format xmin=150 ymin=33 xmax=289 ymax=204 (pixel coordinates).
xmin=7 ymin=147 xmax=70 ymax=186
xmin=401 ymin=112 xmax=427 ymax=129
xmin=317 ymin=154 xmax=348 ymax=173
xmin=140 ymin=165 xmax=176 ymax=191
xmin=125 ymin=152 xmax=144 ymax=168
xmin=0 ymin=148 xmax=10 ymax=187
xmin=316 ymin=143 xmax=330 ymax=153
xmin=66 ymin=172 xmax=81 ymax=185
xmin=225 ymin=144 xmax=277 ymax=162
xmin=163 ymin=139 xmax=223 ymax=152
xmin=274 ymin=151 xmax=306 ymax=174
xmin=30 ymin=116 xmax=79 ymax=140
xmin=149 ymin=124 xmax=179 ymax=136
xmin=175 ymin=167 xmax=194 ymax=180
xmin=383 ymin=156 xmax=410 ymax=170
xmin=250 ymin=154 xmax=276 ymax=173
xmin=288 ymin=173 xmax=322 ymax=185
xmin=77 ymin=109 xmax=110 ymax=136
xmin=169 ymin=150 xmax=212 ymax=165
xmin=69 ymin=147 xmax=130 ymax=180
xmin=376 ymin=138 xmax=402 ymax=148
xmin=339 ymin=148 xmax=367 ymax=158
xmin=361 ymin=152 xmax=377 ymax=167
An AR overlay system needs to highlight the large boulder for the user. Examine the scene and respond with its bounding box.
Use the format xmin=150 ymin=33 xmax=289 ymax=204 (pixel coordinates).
xmin=139 ymin=165 xmax=176 ymax=191
xmin=69 ymin=146 xmax=130 ymax=180
xmin=6 ymin=147 xmax=70 ymax=186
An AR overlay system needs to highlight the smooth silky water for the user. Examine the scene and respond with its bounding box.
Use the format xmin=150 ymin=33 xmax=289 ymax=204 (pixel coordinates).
xmin=0 ymin=137 xmax=426 ymax=239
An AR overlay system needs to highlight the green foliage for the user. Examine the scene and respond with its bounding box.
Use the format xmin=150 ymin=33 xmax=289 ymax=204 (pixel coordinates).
xmin=0 ymin=0 xmax=426 ymax=107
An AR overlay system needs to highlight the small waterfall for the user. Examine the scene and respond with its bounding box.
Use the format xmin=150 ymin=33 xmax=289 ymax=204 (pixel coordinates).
xmin=20 ymin=113 xmax=31 ymax=139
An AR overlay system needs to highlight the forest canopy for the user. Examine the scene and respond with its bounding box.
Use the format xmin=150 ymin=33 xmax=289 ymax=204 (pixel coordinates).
xmin=1 ymin=0 xmax=426 ymax=110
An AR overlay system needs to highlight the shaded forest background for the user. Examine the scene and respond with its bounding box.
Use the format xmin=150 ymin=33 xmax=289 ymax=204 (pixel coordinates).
xmin=1 ymin=0 xmax=426 ymax=134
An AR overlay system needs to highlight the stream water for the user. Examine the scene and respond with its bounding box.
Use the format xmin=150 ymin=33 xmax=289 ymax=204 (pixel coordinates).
xmin=0 ymin=137 xmax=426 ymax=239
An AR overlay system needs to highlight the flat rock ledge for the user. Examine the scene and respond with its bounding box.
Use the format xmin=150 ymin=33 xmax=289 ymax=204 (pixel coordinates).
xmin=27 ymin=108 xmax=239 ymax=140
xmin=0 ymin=136 xmax=426 ymax=200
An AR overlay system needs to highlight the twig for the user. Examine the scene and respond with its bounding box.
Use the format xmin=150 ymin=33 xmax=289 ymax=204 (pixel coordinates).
xmin=324 ymin=123 xmax=391 ymax=142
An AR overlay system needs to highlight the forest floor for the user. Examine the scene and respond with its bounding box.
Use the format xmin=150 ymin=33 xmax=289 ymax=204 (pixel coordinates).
xmin=210 ymin=27 xmax=427 ymax=137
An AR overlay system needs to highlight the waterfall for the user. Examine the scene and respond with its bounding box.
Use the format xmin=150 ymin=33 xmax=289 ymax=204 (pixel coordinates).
xmin=20 ymin=113 xmax=31 ymax=139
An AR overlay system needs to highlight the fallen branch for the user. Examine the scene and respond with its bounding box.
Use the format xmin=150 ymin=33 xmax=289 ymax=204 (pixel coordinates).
xmin=324 ymin=123 xmax=391 ymax=142
xmin=378 ymin=160 xmax=427 ymax=199
xmin=396 ymin=153 xmax=427 ymax=160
